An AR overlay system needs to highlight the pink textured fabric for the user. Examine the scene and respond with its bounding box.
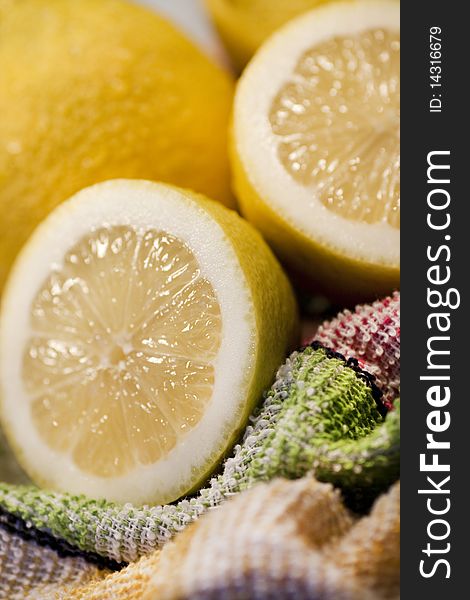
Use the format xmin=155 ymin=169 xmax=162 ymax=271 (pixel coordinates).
xmin=310 ymin=292 xmax=400 ymax=410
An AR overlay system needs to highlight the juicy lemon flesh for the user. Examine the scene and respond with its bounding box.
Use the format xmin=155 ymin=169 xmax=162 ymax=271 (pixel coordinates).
xmin=269 ymin=28 xmax=400 ymax=228
xmin=22 ymin=226 xmax=222 ymax=478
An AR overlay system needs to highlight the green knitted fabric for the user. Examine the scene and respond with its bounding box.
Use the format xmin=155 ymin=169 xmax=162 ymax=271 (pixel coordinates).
xmin=0 ymin=346 xmax=399 ymax=563
xmin=314 ymin=399 xmax=400 ymax=507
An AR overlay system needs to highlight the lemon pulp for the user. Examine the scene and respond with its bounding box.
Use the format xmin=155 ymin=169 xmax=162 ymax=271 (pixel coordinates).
xmin=269 ymin=28 xmax=400 ymax=228
xmin=23 ymin=226 xmax=222 ymax=478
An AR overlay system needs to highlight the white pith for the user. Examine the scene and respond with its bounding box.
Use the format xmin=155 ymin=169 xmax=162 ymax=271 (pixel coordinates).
xmin=0 ymin=180 xmax=255 ymax=505
xmin=234 ymin=1 xmax=400 ymax=266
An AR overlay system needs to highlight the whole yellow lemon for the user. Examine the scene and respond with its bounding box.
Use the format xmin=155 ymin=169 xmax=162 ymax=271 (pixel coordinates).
xmin=0 ymin=0 xmax=234 ymax=292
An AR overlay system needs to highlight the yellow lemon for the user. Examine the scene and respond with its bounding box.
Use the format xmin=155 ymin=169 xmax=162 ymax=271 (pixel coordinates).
xmin=0 ymin=0 xmax=234 ymax=293
xmin=205 ymin=0 xmax=330 ymax=71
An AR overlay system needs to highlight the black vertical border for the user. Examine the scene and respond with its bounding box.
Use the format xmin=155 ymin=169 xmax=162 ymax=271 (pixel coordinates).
xmin=401 ymin=1 xmax=468 ymax=597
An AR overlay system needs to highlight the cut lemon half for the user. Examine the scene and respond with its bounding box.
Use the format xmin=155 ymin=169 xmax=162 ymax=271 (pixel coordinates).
xmin=232 ymin=1 xmax=400 ymax=302
xmin=0 ymin=180 xmax=297 ymax=505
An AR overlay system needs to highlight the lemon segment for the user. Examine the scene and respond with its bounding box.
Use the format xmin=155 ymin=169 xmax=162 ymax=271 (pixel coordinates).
xmin=232 ymin=1 xmax=400 ymax=301
xmin=269 ymin=28 xmax=400 ymax=228
xmin=0 ymin=180 xmax=298 ymax=505
xmin=25 ymin=228 xmax=221 ymax=478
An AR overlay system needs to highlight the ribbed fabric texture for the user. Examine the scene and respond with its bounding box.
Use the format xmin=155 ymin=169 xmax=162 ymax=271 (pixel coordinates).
xmin=11 ymin=477 xmax=399 ymax=600
xmin=312 ymin=292 xmax=400 ymax=409
xmin=0 ymin=526 xmax=107 ymax=599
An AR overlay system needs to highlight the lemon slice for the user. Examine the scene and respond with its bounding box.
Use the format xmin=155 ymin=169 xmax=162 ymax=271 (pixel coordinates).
xmin=232 ymin=1 xmax=400 ymax=301
xmin=0 ymin=180 xmax=297 ymax=505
